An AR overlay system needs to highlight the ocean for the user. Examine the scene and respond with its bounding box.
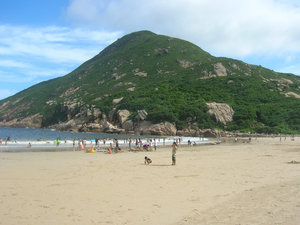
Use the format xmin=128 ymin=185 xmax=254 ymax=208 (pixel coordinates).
xmin=0 ymin=127 xmax=134 ymax=141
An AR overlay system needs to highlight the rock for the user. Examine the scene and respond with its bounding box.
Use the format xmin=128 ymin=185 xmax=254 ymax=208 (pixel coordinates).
xmin=177 ymin=59 xmax=194 ymax=68
xmin=46 ymin=100 xmax=56 ymax=105
xmin=177 ymin=128 xmax=198 ymax=136
xmin=198 ymin=129 xmax=219 ymax=137
xmin=86 ymin=109 xmax=92 ymax=117
xmin=49 ymin=119 xmax=83 ymax=131
xmin=117 ymin=110 xmax=131 ymax=124
xmin=136 ymin=110 xmax=148 ymax=121
xmin=81 ymin=123 xmax=103 ymax=132
xmin=99 ymin=120 xmax=124 ymax=133
xmin=148 ymin=122 xmax=177 ymax=136
xmin=135 ymin=121 xmax=153 ymax=134
xmin=176 ymin=128 xmax=221 ymax=137
xmin=285 ymin=92 xmax=300 ymax=99
xmin=111 ymin=73 xmax=126 ymax=80
xmin=0 ymin=114 xmax=43 ymax=128
xmin=207 ymin=102 xmax=234 ymax=125
xmin=112 ymin=97 xmax=123 ymax=104
xmin=93 ymin=108 xmax=101 ymax=118
xmin=133 ymin=68 xmax=147 ymax=77
xmin=136 ymin=121 xmax=176 ymax=136
xmin=60 ymin=87 xmax=80 ymax=98
xmin=214 ymin=63 xmax=227 ymax=77
xmin=122 ymin=120 xmax=134 ymax=131
xmin=127 ymin=87 xmax=135 ymax=91
xmin=108 ymin=108 xmax=116 ymax=121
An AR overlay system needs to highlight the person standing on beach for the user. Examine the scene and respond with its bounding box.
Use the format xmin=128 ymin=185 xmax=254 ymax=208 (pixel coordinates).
xmin=129 ymin=138 xmax=133 ymax=151
xmin=73 ymin=139 xmax=76 ymax=151
xmin=172 ymin=142 xmax=178 ymax=165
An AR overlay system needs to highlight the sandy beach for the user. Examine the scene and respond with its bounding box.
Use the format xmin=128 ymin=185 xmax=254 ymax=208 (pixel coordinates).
xmin=1 ymin=137 xmax=300 ymax=225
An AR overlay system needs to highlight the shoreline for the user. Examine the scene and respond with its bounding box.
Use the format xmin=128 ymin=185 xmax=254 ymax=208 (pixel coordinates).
xmin=0 ymin=136 xmax=218 ymax=152
xmin=0 ymin=140 xmax=219 ymax=153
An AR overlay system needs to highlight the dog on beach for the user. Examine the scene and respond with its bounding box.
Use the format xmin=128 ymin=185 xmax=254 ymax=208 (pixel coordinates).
xmin=144 ymin=156 xmax=152 ymax=165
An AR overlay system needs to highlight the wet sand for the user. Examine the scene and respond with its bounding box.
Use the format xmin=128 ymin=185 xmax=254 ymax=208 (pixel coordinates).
xmin=0 ymin=137 xmax=299 ymax=225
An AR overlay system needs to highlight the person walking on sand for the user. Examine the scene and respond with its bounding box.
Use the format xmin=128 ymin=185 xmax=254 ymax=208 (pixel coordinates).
xmin=172 ymin=142 xmax=178 ymax=165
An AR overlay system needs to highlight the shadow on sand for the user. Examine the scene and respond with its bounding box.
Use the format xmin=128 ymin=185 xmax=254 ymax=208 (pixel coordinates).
xmin=150 ymin=164 xmax=173 ymax=167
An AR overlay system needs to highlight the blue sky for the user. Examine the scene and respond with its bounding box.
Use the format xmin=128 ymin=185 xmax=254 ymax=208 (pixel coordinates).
xmin=0 ymin=0 xmax=300 ymax=100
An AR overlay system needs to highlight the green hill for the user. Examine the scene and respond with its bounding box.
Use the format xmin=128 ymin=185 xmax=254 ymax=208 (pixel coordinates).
xmin=0 ymin=30 xmax=300 ymax=135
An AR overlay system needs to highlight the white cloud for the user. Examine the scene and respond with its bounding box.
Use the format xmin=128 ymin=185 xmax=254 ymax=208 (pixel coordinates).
xmin=0 ymin=60 xmax=31 ymax=68
xmin=0 ymin=25 xmax=121 ymax=63
xmin=0 ymin=24 xmax=122 ymax=100
xmin=66 ymin=0 xmax=300 ymax=58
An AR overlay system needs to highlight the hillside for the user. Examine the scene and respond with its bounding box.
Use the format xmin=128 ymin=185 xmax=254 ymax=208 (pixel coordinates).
xmin=0 ymin=30 xmax=300 ymax=135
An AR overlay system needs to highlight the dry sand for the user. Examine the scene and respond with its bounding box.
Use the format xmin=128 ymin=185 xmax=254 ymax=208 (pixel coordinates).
xmin=0 ymin=137 xmax=300 ymax=225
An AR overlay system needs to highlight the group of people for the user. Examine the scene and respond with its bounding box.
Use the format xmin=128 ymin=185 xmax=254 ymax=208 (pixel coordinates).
xmin=75 ymin=136 xmax=179 ymax=165
xmin=0 ymin=136 xmax=17 ymax=145
xmin=128 ymin=138 xmax=160 ymax=152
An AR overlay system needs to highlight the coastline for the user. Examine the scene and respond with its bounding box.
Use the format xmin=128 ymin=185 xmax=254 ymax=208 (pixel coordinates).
xmin=1 ymin=137 xmax=299 ymax=225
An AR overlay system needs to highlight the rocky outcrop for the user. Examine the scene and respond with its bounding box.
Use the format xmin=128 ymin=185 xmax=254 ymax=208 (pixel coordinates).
xmin=117 ymin=109 xmax=131 ymax=124
xmin=214 ymin=63 xmax=227 ymax=77
xmin=122 ymin=120 xmax=134 ymax=131
xmin=98 ymin=120 xmax=124 ymax=133
xmin=136 ymin=110 xmax=148 ymax=121
xmin=135 ymin=121 xmax=176 ymax=136
xmin=285 ymin=92 xmax=300 ymax=99
xmin=200 ymin=63 xmax=227 ymax=79
xmin=133 ymin=68 xmax=147 ymax=77
xmin=177 ymin=59 xmax=194 ymax=68
xmin=0 ymin=114 xmax=43 ymax=128
xmin=207 ymin=102 xmax=234 ymax=125
xmin=112 ymin=97 xmax=123 ymax=104
xmin=127 ymin=87 xmax=135 ymax=91
xmin=176 ymin=128 xmax=223 ymax=137
xmin=147 ymin=122 xmax=177 ymax=136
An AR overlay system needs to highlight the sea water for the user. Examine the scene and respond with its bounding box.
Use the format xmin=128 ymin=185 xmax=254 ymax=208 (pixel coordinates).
xmin=0 ymin=127 xmax=213 ymax=152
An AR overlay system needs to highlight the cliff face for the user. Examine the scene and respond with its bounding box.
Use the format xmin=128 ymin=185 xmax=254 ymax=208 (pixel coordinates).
xmin=0 ymin=30 xmax=300 ymax=135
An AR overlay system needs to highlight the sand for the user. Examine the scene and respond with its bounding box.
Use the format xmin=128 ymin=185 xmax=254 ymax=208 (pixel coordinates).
xmin=0 ymin=137 xmax=300 ymax=225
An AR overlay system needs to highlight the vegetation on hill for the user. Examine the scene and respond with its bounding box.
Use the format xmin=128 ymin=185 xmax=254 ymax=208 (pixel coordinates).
xmin=0 ymin=30 xmax=300 ymax=134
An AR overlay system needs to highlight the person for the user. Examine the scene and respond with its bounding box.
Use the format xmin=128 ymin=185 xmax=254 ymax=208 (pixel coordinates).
xmin=108 ymin=145 xmax=113 ymax=154
xmin=129 ymin=138 xmax=132 ymax=151
xmin=138 ymin=138 xmax=142 ymax=151
xmin=115 ymin=139 xmax=120 ymax=153
xmin=73 ymin=139 xmax=76 ymax=151
xmin=144 ymin=156 xmax=152 ymax=165
xmin=56 ymin=138 xmax=60 ymax=147
xmin=172 ymin=142 xmax=178 ymax=165
xmin=154 ymin=138 xmax=157 ymax=151
xmin=108 ymin=143 xmax=114 ymax=153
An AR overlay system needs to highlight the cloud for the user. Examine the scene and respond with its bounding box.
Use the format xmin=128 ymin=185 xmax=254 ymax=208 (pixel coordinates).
xmin=0 ymin=60 xmax=31 ymax=68
xmin=66 ymin=0 xmax=300 ymax=58
xmin=0 ymin=24 xmax=122 ymax=100
xmin=0 ymin=25 xmax=121 ymax=63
